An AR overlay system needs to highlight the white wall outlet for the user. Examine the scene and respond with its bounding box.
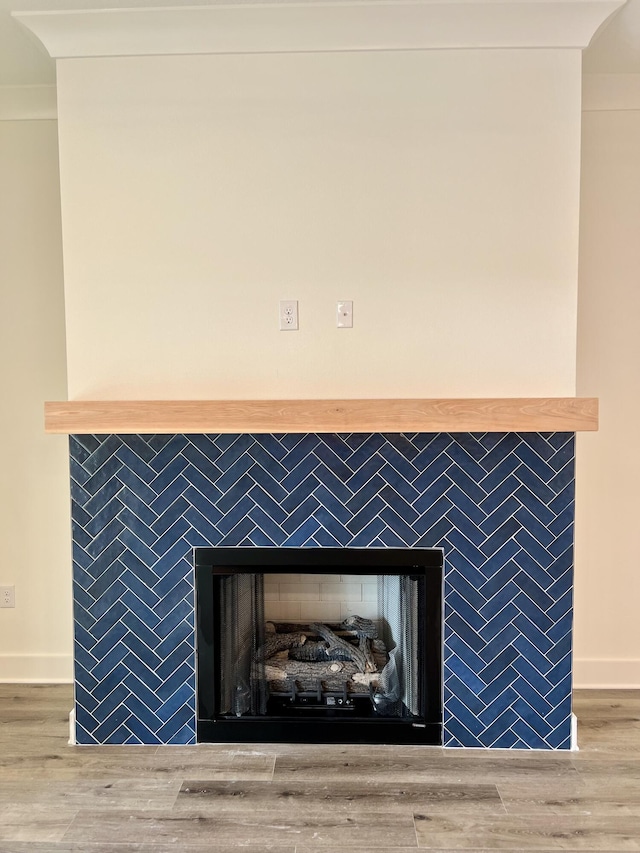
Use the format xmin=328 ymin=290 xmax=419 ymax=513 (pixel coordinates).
xmin=337 ymin=300 xmax=353 ymax=328
xmin=279 ymin=300 xmax=299 ymax=331
xmin=0 ymin=586 xmax=15 ymax=608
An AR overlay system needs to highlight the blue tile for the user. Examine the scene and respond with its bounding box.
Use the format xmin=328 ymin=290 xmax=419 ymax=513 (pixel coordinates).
xmin=446 ymin=568 xmax=486 ymax=612
xmin=446 ymin=507 xmax=486 ymax=546
xmin=280 ymin=434 xmax=320 ymax=471
xmin=477 ymin=685 xmax=517 ymax=727
xmin=446 ymin=634 xmax=488 ymax=679
xmin=513 ymin=612 xmax=554 ymax=654
xmin=156 ymin=619 xmax=193 ymax=660
xmin=181 ymin=443 xmax=224 ymax=486
xmin=479 ymin=518 xmax=519 ymax=559
xmin=311 ymin=484 xmax=353 ymax=525
xmin=479 ymin=623 xmax=519 ymax=665
xmin=119 ymin=486 xmax=158 ymax=526
xmin=479 ymin=645 xmax=519 ymax=684
xmin=477 ymin=602 xmax=518 ymax=644
xmin=252 ymin=434 xmax=288 ymax=461
xmin=157 ymin=663 xmax=194 ymax=703
xmin=379 ymin=505 xmax=418 ymax=543
xmin=143 ymin=435 xmax=187 ymax=474
xmin=549 ymin=481 xmax=575 ymax=516
xmin=86 ymin=519 xmax=126 ymax=560
xmin=71 ymin=429 xmax=575 ymax=747
xmin=481 ymin=708 xmax=519 ymax=747
xmin=444 ymin=716 xmax=483 ymax=748
xmin=279 ymin=474 xmax=320 ymax=515
xmin=82 ymin=436 xmax=123 ymax=475
xmin=376 ymin=443 xmax=420 ymax=484
xmin=513 ymin=572 xmax=555 ymax=612
xmin=311 ymin=442 xmax=354 ymax=482
xmin=479 ymin=496 xmax=519 ymax=536
xmin=119 ymin=549 xmax=159 ymax=590
xmin=446 ymin=613 xmax=485 ymax=653
xmin=70 ymin=435 xmax=94 ymax=463
xmin=151 ymin=518 xmax=191 ymax=557
xmin=156 ymin=640 xmax=194 ymax=681
xmin=378 ymin=467 xmax=421 ymax=505
xmin=285 ymin=517 xmax=321 ymax=546
xmin=89 ymin=580 xmax=125 ymax=620
xmin=216 ymin=435 xmax=254 ymax=472
xmin=349 ymin=517 xmax=385 ymax=547
xmin=412 ymin=495 xmax=453 ymax=536
xmin=512 ymin=635 xmax=553 ymax=676
xmin=123 ymin=713 xmax=162 ymax=743
xmin=116 ymin=445 xmax=156 ymax=483
xmin=118 ymin=528 xmax=158 ymax=568
xmin=155 ymin=599 xmax=192 ymax=640
xmin=511 ymin=718 xmax=549 ymax=750
xmin=157 ymin=705 xmax=196 ymax=742
xmin=82 ymin=456 xmax=123 ymax=497
xmin=183 ymin=506 xmax=222 ymax=545
xmin=447 ymin=528 xmax=486 ymax=569
xmin=446 ymin=443 xmax=488 ymax=484
xmin=511 ymin=677 xmax=554 ymax=717
xmin=514 ymin=465 xmax=555 ymax=505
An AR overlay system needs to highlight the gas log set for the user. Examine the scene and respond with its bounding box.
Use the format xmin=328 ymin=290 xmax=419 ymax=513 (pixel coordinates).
xmin=256 ymin=615 xmax=392 ymax=708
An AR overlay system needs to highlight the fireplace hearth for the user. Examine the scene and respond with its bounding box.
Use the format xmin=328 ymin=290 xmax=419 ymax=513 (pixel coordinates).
xmin=195 ymin=547 xmax=443 ymax=744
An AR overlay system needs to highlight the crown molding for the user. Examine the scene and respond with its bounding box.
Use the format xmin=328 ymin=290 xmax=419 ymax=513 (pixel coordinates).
xmin=13 ymin=1 xmax=625 ymax=60
xmin=0 ymin=85 xmax=57 ymax=121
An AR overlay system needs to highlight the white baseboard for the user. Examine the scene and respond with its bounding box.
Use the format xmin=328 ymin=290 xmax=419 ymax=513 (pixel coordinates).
xmin=0 ymin=654 xmax=73 ymax=683
xmin=573 ymin=658 xmax=640 ymax=688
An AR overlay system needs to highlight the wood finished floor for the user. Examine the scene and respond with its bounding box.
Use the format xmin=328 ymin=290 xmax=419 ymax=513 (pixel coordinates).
xmin=0 ymin=685 xmax=638 ymax=852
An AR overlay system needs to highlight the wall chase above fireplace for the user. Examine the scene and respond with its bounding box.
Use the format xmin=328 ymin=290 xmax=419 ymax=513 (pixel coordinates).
xmin=70 ymin=428 xmax=576 ymax=749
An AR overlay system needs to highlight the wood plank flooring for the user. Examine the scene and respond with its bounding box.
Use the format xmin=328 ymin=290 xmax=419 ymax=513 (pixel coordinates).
xmin=0 ymin=685 xmax=638 ymax=851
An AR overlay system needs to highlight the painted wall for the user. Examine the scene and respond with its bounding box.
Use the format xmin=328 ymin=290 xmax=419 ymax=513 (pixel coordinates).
xmin=5 ymin=61 xmax=637 ymax=689
xmin=55 ymin=49 xmax=582 ymax=400
xmin=573 ymin=77 xmax=640 ymax=688
xmin=0 ymin=116 xmax=72 ymax=681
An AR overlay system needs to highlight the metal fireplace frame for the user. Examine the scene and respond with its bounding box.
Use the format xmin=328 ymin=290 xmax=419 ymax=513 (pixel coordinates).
xmin=194 ymin=547 xmax=443 ymax=745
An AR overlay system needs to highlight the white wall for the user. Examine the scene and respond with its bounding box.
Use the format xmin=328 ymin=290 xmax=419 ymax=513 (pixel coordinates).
xmin=573 ymin=79 xmax=640 ymax=687
xmin=0 ymin=116 xmax=72 ymax=682
xmin=56 ymin=49 xmax=582 ymax=400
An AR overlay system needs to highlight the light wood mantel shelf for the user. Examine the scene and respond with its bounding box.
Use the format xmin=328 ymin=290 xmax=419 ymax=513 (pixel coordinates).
xmin=44 ymin=398 xmax=598 ymax=435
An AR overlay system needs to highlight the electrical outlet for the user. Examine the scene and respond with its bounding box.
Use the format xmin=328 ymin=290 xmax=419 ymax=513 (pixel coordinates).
xmin=0 ymin=586 xmax=15 ymax=608
xmin=279 ymin=300 xmax=299 ymax=331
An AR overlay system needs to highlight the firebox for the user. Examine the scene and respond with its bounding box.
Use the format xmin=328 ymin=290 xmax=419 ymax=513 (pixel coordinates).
xmin=195 ymin=547 xmax=443 ymax=744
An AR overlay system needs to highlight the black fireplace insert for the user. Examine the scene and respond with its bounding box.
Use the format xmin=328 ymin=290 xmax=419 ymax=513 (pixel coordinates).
xmin=195 ymin=547 xmax=443 ymax=744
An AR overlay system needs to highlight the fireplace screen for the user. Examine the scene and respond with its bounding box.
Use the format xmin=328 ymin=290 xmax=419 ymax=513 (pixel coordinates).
xmin=195 ymin=548 xmax=443 ymax=744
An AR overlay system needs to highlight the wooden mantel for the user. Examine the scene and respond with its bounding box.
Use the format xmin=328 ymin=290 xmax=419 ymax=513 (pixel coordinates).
xmin=44 ymin=398 xmax=598 ymax=435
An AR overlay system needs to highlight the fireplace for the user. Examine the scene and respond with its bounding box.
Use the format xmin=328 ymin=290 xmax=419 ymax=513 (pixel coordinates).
xmin=68 ymin=428 xmax=578 ymax=749
xmin=195 ymin=547 xmax=443 ymax=744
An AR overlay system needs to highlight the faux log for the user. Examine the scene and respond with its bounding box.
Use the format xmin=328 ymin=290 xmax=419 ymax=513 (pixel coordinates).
xmin=310 ymin=623 xmax=369 ymax=673
xmin=359 ymin=636 xmax=377 ymax=673
xmin=341 ymin=615 xmax=378 ymax=638
xmin=289 ymin=641 xmax=354 ymax=663
xmin=255 ymin=632 xmax=306 ymax=661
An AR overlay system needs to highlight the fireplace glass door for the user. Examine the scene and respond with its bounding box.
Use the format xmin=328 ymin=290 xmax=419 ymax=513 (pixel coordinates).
xmin=195 ymin=548 xmax=442 ymax=744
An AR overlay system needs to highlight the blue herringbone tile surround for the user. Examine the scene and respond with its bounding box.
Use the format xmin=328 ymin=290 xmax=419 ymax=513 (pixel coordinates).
xmin=70 ymin=431 xmax=574 ymax=749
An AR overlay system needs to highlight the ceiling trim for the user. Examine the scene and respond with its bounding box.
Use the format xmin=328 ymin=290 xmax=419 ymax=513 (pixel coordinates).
xmin=13 ymin=1 xmax=625 ymax=59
